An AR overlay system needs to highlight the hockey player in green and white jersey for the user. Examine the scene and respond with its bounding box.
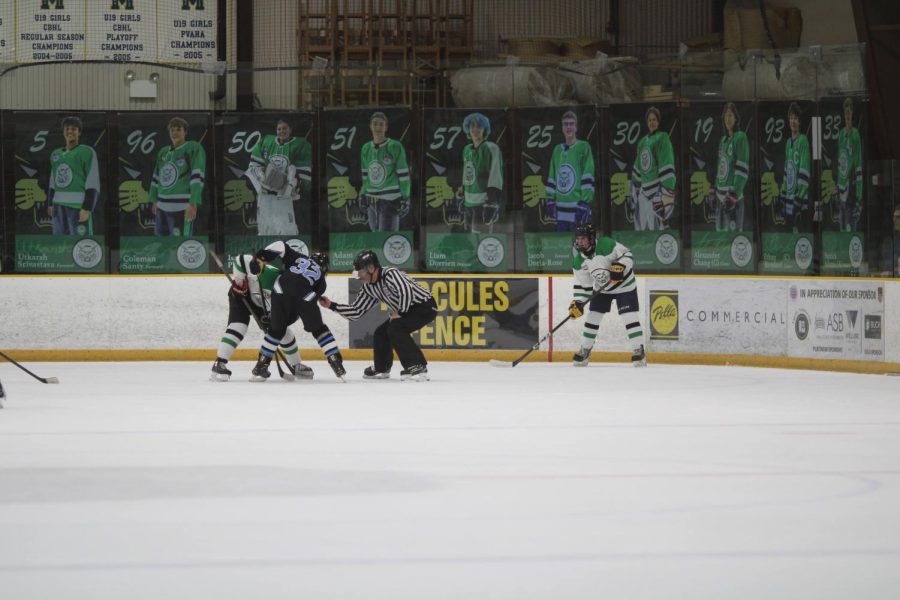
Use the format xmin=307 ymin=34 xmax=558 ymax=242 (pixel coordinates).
xmin=359 ymin=112 xmax=411 ymax=232
xmin=780 ymin=102 xmax=812 ymax=233
xmin=48 ymin=116 xmax=100 ymax=236
xmin=707 ymin=102 xmax=750 ymax=231
xmin=545 ymin=110 xmax=596 ymax=232
xmin=630 ymin=106 xmax=676 ymax=231
xmin=835 ymin=97 xmax=863 ymax=231
xmin=149 ymin=117 xmax=206 ymax=236
xmin=456 ymin=112 xmax=504 ymax=234
xmin=210 ymin=253 xmax=314 ymax=382
xmin=245 ymin=118 xmax=312 ymax=236
xmin=568 ymin=224 xmax=646 ymax=367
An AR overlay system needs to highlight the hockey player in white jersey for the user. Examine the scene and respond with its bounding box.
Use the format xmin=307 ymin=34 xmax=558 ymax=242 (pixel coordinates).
xmin=569 ymin=224 xmax=646 ymax=367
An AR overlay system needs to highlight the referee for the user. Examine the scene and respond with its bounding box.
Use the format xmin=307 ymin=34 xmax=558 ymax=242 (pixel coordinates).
xmin=319 ymin=250 xmax=437 ymax=381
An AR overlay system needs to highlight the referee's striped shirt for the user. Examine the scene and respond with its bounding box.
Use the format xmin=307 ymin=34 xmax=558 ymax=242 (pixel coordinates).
xmin=331 ymin=267 xmax=433 ymax=321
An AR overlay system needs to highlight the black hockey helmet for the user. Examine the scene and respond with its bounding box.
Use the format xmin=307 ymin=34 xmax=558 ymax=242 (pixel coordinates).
xmin=574 ymin=224 xmax=596 ymax=255
xmin=310 ymin=251 xmax=329 ymax=275
xmin=353 ymin=249 xmax=380 ymax=271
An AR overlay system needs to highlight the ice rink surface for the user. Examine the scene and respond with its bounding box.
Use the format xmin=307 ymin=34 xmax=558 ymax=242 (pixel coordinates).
xmin=1 ymin=359 xmax=899 ymax=599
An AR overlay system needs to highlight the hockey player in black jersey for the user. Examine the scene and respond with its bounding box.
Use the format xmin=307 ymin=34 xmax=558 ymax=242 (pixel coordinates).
xmin=249 ymin=241 xmax=346 ymax=381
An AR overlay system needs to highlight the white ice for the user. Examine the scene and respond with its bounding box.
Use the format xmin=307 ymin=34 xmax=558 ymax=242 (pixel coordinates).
xmin=1 ymin=360 xmax=899 ymax=599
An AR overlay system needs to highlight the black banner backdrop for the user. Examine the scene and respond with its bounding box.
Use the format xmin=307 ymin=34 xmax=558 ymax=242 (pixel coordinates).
xmin=12 ymin=111 xmax=108 ymax=273
xmin=422 ymin=108 xmax=512 ymax=272
xmin=684 ymin=101 xmax=757 ymax=272
xmin=607 ymin=102 xmax=682 ymax=271
xmin=221 ymin=111 xmax=315 ymax=261
xmin=348 ymin=277 xmax=540 ymax=350
xmin=517 ymin=105 xmax=600 ymax=272
xmin=116 ymin=112 xmax=211 ymax=273
xmin=322 ymin=107 xmax=417 ymax=272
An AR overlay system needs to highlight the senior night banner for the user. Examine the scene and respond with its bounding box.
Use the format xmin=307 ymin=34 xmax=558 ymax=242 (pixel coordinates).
xmin=423 ymin=108 xmax=512 ymax=273
xmin=348 ymin=277 xmax=540 ymax=350
xmin=518 ymin=106 xmax=600 ymax=272
xmin=221 ymin=112 xmax=314 ymax=263
xmin=608 ymin=102 xmax=681 ymax=271
xmin=13 ymin=111 xmax=108 ymax=273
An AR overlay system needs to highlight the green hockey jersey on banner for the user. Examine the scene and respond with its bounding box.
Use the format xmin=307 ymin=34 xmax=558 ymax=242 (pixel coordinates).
xmin=149 ymin=140 xmax=206 ymax=211
xmin=781 ymin=134 xmax=811 ymax=200
xmin=249 ymin=135 xmax=312 ymax=194
xmin=462 ymin=140 xmax=503 ymax=207
xmin=631 ymin=131 xmax=675 ymax=194
xmin=49 ymin=144 xmax=100 ymax=208
xmin=836 ymin=127 xmax=863 ymax=198
xmin=715 ymin=131 xmax=750 ymax=199
xmin=360 ymin=138 xmax=410 ymax=202
xmin=546 ymin=140 xmax=595 ymax=206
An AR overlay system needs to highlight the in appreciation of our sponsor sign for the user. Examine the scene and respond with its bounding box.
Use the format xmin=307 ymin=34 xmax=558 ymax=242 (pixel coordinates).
xmin=787 ymin=281 xmax=885 ymax=360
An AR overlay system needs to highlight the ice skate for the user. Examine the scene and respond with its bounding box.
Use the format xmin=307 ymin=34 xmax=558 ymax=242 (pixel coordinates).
xmin=573 ymin=348 xmax=592 ymax=367
xmin=632 ymin=345 xmax=647 ymax=367
xmin=250 ymin=355 xmax=272 ymax=382
xmin=210 ymin=359 xmax=232 ymax=382
xmin=287 ymin=362 xmax=314 ymax=380
xmin=400 ymin=364 xmax=429 ymax=382
xmin=363 ymin=366 xmax=390 ymax=380
xmin=327 ymin=352 xmax=347 ymax=381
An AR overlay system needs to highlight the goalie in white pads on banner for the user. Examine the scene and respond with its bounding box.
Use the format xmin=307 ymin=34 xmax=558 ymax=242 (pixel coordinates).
xmin=569 ymin=225 xmax=647 ymax=367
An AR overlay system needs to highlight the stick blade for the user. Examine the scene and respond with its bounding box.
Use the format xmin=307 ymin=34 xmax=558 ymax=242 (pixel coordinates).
xmin=43 ymin=377 xmax=60 ymax=384
xmin=489 ymin=359 xmax=514 ymax=368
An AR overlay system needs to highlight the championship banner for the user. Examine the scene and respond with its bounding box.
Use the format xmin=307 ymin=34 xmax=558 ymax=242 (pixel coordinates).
xmin=221 ymin=112 xmax=314 ymax=263
xmin=819 ymin=96 xmax=867 ymax=275
xmin=517 ymin=106 xmax=599 ymax=272
xmin=607 ymin=102 xmax=681 ymax=270
xmin=645 ymin=278 xmax=787 ymax=356
xmin=684 ymin=101 xmax=757 ymax=272
xmin=758 ymin=100 xmax=815 ymax=274
xmin=787 ymin=280 xmax=885 ymax=361
xmin=6 ymin=0 xmax=215 ymax=64
xmin=117 ymin=112 xmax=210 ymax=273
xmin=323 ymin=107 xmax=416 ymax=272
xmin=348 ymin=277 xmax=540 ymax=350
xmin=423 ymin=108 xmax=511 ymax=273
xmin=12 ymin=111 xmax=107 ymax=273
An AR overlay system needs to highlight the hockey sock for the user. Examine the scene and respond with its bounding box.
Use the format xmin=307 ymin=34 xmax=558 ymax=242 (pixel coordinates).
xmin=620 ymin=310 xmax=644 ymax=353
xmin=217 ymin=322 xmax=249 ymax=361
xmin=260 ymin=332 xmax=282 ymax=358
xmin=580 ymin=311 xmax=604 ymax=351
xmin=279 ymin=330 xmax=301 ymax=367
xmin=313 ymin=326 xmax=340 ymax=358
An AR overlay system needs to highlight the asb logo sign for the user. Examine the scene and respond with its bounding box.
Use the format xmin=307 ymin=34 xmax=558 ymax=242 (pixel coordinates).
xmin=649 ymin=290 xmax=678 ymax=340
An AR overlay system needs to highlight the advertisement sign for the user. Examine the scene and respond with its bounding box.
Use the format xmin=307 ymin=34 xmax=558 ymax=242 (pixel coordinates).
xmin=323 ymin=107 xmax=416 ymax=272
xmin=348 ymin=277 xmax=539 ymax=350
xmin=787 ymin=280 xmax=885 ymax=360
xmin=646 ymin=278 xmax=788 ymax=355
xmin=423 ymin=108 xmax=511 ymax=272
xmin=608 ymin=102 xmax=681 ymax=270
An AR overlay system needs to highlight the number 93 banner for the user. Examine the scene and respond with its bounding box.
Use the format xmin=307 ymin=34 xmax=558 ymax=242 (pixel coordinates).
xmin=12 ymin=111 xmax=107 ymax=273
xmin=518 ymin=106 xmax=599 ymax=272
xmin=608 ymin=102 xmax=681 ymax=270
xmin=221 ymin=112 xmax=314 ymax=265
xmin=117 ymin=112 xmax=211 ymax=273
xmin=322 ymin=107 xmax=417 ymax=272
xmin=423 ymin=108 xmax=511 ymax=273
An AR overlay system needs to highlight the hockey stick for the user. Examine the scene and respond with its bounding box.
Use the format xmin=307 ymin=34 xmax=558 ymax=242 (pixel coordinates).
xmin=0 ymin=350 xmax=60 ymax=384
xmin=209 ymin=251 xmax=293 ymax=381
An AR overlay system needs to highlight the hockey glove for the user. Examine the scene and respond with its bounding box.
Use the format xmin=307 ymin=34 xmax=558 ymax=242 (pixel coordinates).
xmin=398 ymin=197 xmax=411 ymax=218
xmin=575 ymin=201 xmax=593 ymax=226
xmin=543 ymin=198 xmax=558 ymax=221
xmin=568 ymin=300 xmax=586 ymax=319
xmin=230 ymin=278 xmax=249 ymax=297
xmin=610 ymin=262 xmax=626 ymax=282
xmin=725 ymin=191 xmax=739 ymax=210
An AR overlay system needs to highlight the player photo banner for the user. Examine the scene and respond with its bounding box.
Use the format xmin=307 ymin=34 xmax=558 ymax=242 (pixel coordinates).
xmin=117 ymin=112 xmax=210 ymax=273
xmin=758 ymin=100 xmax=816 ymax=274
xmin=12 ymin=111 xmax=107 ymax=273
xmin=323 ymin=107 xmax=416 ymax=272
xmin=221 ymin=112 xmax=314 ymax=261
xmin=423 ymin=108 xmax=511 ymax=273
xmin=348 ymin=278 xmax=540 ymax=350
xmin=685 ymin=101 xmax=757 ymax=272
xmin=819 ymin=97 xmax=867 ymax=275
xmin=518 ymin=106 xmax=600 ymax=272
xmin=787 ymin=280 xmax=885 ymax=361
xmin=608 ymin=103 xmax=682 ymax=271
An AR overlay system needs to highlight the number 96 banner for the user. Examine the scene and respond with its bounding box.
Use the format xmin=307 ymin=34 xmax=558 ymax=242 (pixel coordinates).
xmin=117 ymin=112 xmax=210 ymax=273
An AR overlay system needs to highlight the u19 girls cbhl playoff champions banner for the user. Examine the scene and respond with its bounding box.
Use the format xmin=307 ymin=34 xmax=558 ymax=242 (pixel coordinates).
xmin=0 ymin=0 xmax=216 ymax=64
